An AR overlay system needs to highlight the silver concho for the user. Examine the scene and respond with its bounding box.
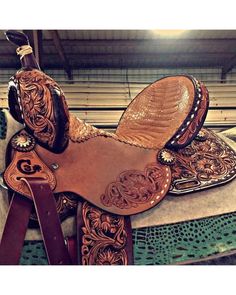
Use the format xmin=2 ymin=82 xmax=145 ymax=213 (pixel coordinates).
xmin=11 ymin=131 xmax=35 ymax=152
xmin=195 ymin=129 xmax=208 ymax=142
xmin=157 ymin=149 xmax=176 ymax=166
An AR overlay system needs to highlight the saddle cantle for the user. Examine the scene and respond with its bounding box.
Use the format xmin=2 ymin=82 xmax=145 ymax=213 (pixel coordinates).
xmin=0 ymin=30 xmax=235 ymax=265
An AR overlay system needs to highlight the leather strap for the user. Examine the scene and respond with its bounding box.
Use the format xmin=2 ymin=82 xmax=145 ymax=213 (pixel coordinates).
xmin=22 ymin=178 xmax=72 ymax=265
xmin=65 ymin=236 xmax=78 ymax=265
xmin=0 ymin=192 xmax=33 ymax=265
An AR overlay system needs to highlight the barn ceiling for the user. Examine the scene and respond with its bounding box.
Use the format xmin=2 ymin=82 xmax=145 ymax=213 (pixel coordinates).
xmin=0 ymin=30 xmax=236 ymax=80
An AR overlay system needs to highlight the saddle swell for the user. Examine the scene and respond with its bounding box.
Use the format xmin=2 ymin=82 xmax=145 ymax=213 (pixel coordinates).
xmin=8 ymin=69 xmax=70 ymax=153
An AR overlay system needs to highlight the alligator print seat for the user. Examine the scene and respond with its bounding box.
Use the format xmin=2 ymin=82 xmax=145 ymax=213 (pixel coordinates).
xmin=0 ymin=31 xmax=235 ymax=265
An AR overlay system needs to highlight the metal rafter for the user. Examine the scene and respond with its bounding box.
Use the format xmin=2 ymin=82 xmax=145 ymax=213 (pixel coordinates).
xmin=50 ymin=30 xmax=73 ymax=80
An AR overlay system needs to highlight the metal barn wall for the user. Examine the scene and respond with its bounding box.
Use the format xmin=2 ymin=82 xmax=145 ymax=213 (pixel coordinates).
xmin=0 ymin=67 xmax=236 ymax=132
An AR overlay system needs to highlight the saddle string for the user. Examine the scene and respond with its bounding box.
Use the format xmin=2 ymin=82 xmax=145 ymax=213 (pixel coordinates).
xmin=16 ymin=45 xmax=33 ymax=60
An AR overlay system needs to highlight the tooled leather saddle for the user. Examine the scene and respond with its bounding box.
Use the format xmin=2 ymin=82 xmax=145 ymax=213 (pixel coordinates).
xmin=0 ymin=31 xmax=235 ymax=265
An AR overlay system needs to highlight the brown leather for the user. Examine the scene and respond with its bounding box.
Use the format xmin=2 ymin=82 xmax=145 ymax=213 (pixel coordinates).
xmin=11 ymin=69 xmax=70 ymax=153
xmin=0 ymin=193 xmax=33 ymax=265
xmin=116 ymin=76 xmax=194 ymax=148
xmin=0 ymin=178 xmax=72 ymax=265
xmin=4 ymin=149 xmax=56 ymax=199
xmin=22 ymin=178 xmax=71 ymax=265
xmin=65 ymin=236 xmax=78 ymax=265
xmin=168 ymin=82 xmax=209 ymax=148
xmin=76 ymin=200 xmax=133 ymax=265
xmin=116 ymin=76 xmax=208 ymax=150
xmin=34 ymin=136 xmax=171 ymax=215
xmin=169 ymin=128 xmax=236 ymax=194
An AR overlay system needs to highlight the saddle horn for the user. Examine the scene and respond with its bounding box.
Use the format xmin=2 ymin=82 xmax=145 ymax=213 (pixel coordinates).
xmin=6 ymin=30 xmax=70 ymax=153
xmin=5 ymin=30 xmax=40 ymax=69
xmin=5 ymin=30 xmax=29 ymax=46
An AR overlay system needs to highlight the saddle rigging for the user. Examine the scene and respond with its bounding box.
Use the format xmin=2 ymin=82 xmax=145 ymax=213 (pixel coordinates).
xmin=0 ymin=31 xmax=235 ymax=265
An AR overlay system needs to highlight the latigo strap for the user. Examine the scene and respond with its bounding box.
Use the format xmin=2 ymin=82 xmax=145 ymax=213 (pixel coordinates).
xmin=0 ymin=178 xmax=71 ymax=265
xmin=22 ymin=178 xmax=71 ymax=265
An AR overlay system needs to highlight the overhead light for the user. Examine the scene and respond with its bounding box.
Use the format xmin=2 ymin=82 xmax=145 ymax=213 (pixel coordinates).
xmin=152 ymin=30 xmax=187 ymax=37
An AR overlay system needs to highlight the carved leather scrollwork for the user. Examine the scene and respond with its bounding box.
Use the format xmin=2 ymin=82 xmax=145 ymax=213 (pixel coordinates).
xmin=100 ymin=163 xmax=170 ymax=210
xmin=170 ymin=128 xmax=236 ymax=193
xmin=12 ymin=69 xmax=70 ymax=153
xmin=16 ymin=159 xmax=42 ymax=175
xmin=81 ymin=202 xmax=128 ymax=265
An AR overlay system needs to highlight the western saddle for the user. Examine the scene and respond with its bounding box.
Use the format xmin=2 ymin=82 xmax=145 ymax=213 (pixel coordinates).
xmin=0 ymin=30 xmax=235 ymax=265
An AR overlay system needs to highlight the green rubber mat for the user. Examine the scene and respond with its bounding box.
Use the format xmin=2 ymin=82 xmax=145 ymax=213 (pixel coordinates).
xmin=133 ymin=212 xmax=236 ymax=265
xmin=0 ymin=111 xmax=7 ymax=139
xmin=20 ymin=211 xmax=236 ymax=265
xmin=20 ymin=241 xmax=48 ymax=265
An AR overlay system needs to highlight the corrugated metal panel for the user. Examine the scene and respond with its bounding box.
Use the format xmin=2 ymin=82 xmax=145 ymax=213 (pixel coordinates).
xmin=0 ymin=67 xmax=226 ymax=83
xmin=70 ymin=109 xmax=236 ymax=127
xmin=1 ymin=81 xmax=236 ymax=108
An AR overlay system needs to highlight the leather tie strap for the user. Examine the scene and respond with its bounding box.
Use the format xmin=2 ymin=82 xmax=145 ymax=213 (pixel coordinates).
xmin=21 ymin=178 xmax=72 ymax=265
xmin=0 ymin=192 xmax=33 ymax=265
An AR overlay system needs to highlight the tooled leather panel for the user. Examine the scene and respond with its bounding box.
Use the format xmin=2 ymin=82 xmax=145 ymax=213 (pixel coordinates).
xmin=80 ymin=201 xmax=129 ymax=265
xmin=13 ymin=69 xmax=70 ymax=152
xmin=166 ymin=80 xmax=209 ymax=149
xmin=169 ymin=128 xmax=236 ymax=194
xmin=4 ymin=150 xmax=56 ymax=199
xmin=100 ymin=163 xmax=171 ymax=213
xmin=115 ymin=76 xmax=195 ymax=149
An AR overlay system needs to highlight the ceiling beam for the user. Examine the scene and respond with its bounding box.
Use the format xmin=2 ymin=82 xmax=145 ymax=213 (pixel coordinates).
xmin=2 ymin=38 xmax=236 ymax=52
xmin=1 ymin=52 xmax=234 ymax=60
xmin=57 ymin=38 xmax=236 ymax=50
xmin=50 ymin=30 xmax=73 ymax=80
xmin=0 ymin=54 xmax=225 ymax=69
xmin=0 ymin=52 xmax=233 ymax=58
xmin=0 ymin=62 xmax=222 ymax=70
